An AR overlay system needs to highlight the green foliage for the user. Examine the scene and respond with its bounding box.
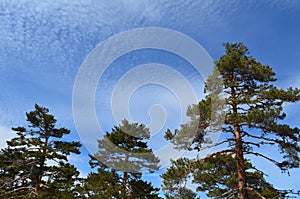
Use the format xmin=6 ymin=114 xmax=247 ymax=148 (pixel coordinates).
xmin=79 ymin=164 xmax=121 ymax=198
xmin=81 ymin=120 xmax=161 ymax=198
xmin=1 ymin=42 xmax=299 ymax=198
xmin=0 ymin=146 xmax=34 ymax=198
xmin=95 ymin=119 xmax=160 ymax=173
xmin=0 ymin=104 xmax=82 ymax=198
xmin=163 ymin=43 xmax=300 ymax=198
xmin=165 ymin=187 xmax=199 ymax=199
xmin=162 ymin=155 xmax=287 ymax=198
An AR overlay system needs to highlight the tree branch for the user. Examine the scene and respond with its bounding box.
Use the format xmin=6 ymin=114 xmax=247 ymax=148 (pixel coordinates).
xmin=246 ymin=187 xmax=266 ymax=199
xmin=198 ymin=139 xmax=233 ymax=150
xmin=203 ymin=149 xmax=236 ymax=161
xmin=0 ymin=186 xmax=31 ymax=198
xmin=243 ymin=132 xmax=277 ymax=143
xmin=245 ymin=151 xmax=279 ymax=165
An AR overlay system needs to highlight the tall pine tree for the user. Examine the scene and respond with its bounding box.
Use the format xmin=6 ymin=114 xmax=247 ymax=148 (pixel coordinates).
xmin=0 ymin=104 xmax=82 ymax=198
xmin=163 ymin=43 xmax=300 ymax=198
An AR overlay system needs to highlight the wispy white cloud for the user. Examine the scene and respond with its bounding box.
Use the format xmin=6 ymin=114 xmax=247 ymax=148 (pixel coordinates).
xmin=1 ymin=0 xmax=298 ymax=60
xmin=0 ymin=0 xmax=162 ymax=66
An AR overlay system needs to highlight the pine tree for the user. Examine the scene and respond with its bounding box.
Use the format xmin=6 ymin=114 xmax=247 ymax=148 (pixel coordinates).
xmin=163 ymin=43 xmax=300 ymax=198
xmin=0 ymin=104 xmax=82 ymax=198
xmin=83 ymin=120 xmax=161 ymax=198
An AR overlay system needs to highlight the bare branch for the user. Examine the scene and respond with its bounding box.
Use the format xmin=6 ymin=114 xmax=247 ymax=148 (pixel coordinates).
xmin=245 ymin=151 xmax=279 ymax=165
xmin=243 ymin=132 xmax=277 ymax=143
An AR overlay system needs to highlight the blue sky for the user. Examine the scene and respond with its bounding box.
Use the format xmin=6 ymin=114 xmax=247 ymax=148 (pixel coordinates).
xmin=1 ymin=0 xmax=300 ymax=197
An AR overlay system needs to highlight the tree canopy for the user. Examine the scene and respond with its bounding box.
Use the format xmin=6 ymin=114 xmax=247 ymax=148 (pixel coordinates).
xmin=81 ymin=120 xmax=161 ymax=199
xmin=163 ymin=42 xmax=300 ymax=199
xmin=1 ymin=42 xmax=300 ymax=199
xmin=0 ymin=104 xmax=82 ymax=198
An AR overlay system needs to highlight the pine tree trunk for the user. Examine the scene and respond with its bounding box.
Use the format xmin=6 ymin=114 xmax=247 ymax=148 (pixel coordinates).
xmin=34 ymin=175 xmax=42 ymax=194
xmin=122 ymin=154 xmax=129 ymax=198
xmin=231 ymin=83 xmax=246 ymax=199
xmin=234 ymin=124 xmax=246 ymax=199
xmin=34 ymin=160 xmax=44 ymax=194
xmin=122 ymin=171 xmax=128 ymax=194
xmin=34 ymin=131 xmax=49 ymax=195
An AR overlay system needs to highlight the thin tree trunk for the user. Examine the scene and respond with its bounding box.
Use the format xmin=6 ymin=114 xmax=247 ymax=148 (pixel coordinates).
xmin=34 ymin=175 xmax=42 ymax=194
xmin=122 ymin=171 xmax=128 ymax=194
xmin=234 ymin=123 xmax=246 ymax=199
xmin=34 ymin=130 xmax=49 ymax=195
xmin=231 ymin=80 xmax=246 ymax=199
xmin=122 ymin=154 xmax=129 ymax=198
